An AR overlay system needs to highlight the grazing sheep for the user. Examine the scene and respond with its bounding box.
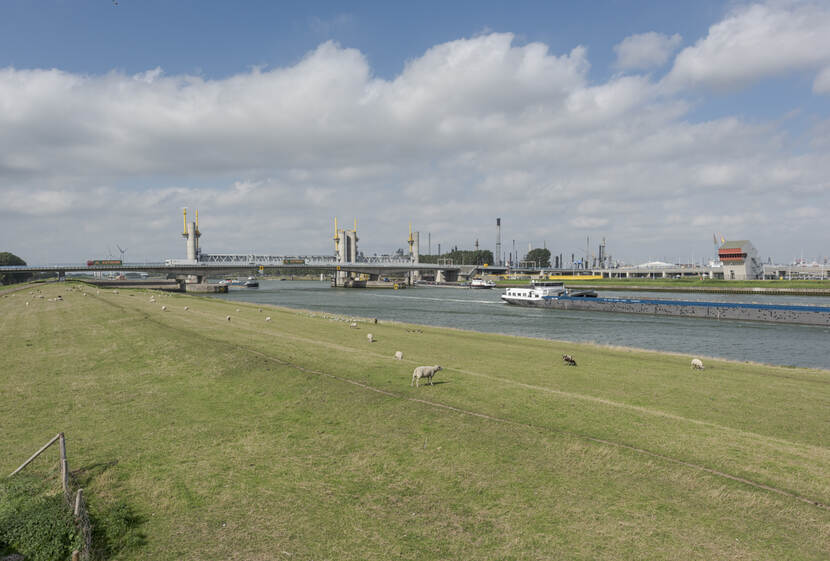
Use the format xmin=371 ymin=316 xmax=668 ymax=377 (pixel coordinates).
xmin=691 ymin=358 xmax=705 ymax=370
xmin=258 ymin=308 xmax=262 ymax=313
xmin=349 ymin=322 xmax=358 ymax=328
xmin=161 ymin=305 xmax=167 ymax=311
xmin=265 ymin=316 xmax=271 ymax=322
xmin=184 ymin=306 xmax=189 ymax=311
xmin=562 ymin=354 xmax=577 ymax=366
xmin=236 ymin=308 xmax=240 ymax=312
xmin=394 ymin=351 xmax=403 ymax=360
xmin=411 ymin=365 xmax=442 ymax=387
xmin=226 ymin=315 xmax=231 ymax=321
xmin=367 ymin=333 xmax=374 ymax=343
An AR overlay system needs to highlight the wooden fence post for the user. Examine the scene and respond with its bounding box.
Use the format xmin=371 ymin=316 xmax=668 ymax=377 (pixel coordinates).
xmin=74 ymin=488 xmax=84 ymax=517
xmin=59 ymin=432 xmax=69 ymax=493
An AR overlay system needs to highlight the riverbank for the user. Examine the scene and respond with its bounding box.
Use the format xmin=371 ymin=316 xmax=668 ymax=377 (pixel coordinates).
xmin=2 ymin=283 xmax=828 ymax=559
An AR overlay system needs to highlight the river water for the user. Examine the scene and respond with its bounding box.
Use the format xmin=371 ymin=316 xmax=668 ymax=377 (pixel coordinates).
xmin=209 ymin=280 xmax=830 ymax=371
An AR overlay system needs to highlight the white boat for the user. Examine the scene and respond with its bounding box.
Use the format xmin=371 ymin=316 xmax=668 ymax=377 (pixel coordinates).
xmin=501 ymin=280 xmax=596 ymax=305
xmin=243 ymin=276 xmax=259 ymax=288
xmin=469 ymin=278 xmax=496 ymax=289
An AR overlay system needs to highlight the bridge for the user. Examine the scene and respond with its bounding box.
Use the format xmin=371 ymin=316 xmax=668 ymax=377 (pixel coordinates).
xmin=0 ymin=259 xmax=461 ymax=290
xmin=0 ymin=211 xmax=466 ymax=290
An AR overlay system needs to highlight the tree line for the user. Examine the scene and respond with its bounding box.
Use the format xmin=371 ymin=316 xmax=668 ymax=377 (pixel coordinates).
xmin=0 ymin=252 xmax=32 ymax=285
xmin=418 ymin=249 xmax=495 ymax=266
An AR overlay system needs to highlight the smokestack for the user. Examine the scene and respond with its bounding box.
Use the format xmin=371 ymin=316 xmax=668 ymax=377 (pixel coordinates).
xmin=496 ymin=218 xmax=501 ymax=266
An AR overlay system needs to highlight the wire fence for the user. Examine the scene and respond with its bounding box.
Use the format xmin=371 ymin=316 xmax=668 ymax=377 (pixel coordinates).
xmin=8 ymin=432 xmax=92 ymax=560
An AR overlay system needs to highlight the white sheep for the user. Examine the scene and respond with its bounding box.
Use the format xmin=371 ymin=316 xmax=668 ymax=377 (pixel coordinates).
xmin=184 ymin=306 xmax=189 ymax=311
xmin=226 ymin=315 xmax=231 ymax=321
xmin=411 ymin=365 xmax=442 ymax=387
xmin=265 ymin=316 xmax=271 ymax=322
xmin=161 ymin=305 xmax=167 ymax=311
xmin=349 ymin=322 xmax=358 ymax=328
xmin=367 ymin=333 xmax=374 ymax=343
xmin=691 ymin=358 xmax=705 ymax=370
xmin=236 ymin=308 xmax=240 ymax=312
xmin=394 ymin=351 xmax=403 ymax=360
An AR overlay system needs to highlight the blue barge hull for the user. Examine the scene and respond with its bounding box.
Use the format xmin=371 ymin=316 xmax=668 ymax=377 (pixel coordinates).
xmin=523 ymin=295 xmax=830 ymax=326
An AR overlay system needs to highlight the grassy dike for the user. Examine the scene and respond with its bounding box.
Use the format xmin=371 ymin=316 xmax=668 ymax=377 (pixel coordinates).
xmin=1 ymin=283 xmax=828 ymax=560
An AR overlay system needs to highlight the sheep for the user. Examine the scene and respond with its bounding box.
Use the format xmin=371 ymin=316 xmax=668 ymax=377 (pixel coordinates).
xmin=691 ymin=358 xmax=705 ymax=370
xmin=184 ymin=306 xmax=189 ymax=311
xmin=394 ymin=351 xmax=403 ymax=360
xmin=265 ymin=316 xmax=271 ymax=322
xmin=366 ymin=333 xmax=374 ymax=343
xmin=226 ymin=315 xmax=231 ymax=321
xmin=349 ymin=322 xmax=358 ymax=328
xmin=411 ymin=365 xmax=442 ymax=387
xmin=562 ymin=354 xmax=577 ymax=366
xmin=236 ymin=308 xmax=240 ymax=312
xmin=161 ymin=305 xmax=167 ymax=311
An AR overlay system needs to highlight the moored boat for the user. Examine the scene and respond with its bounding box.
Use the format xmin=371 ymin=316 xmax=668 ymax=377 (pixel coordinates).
xmin=469 ymin=278 xmax=496 ymax=289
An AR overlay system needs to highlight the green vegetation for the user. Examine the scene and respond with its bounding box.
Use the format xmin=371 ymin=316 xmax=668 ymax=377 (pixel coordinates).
xmin=0 ymin=251 xmax=32 ymax=285
xmin=1 ymin=282 xmax=828 ymax=559
xmin=420 ymin=249 xmax=494 ymax=266
xmin=524 ymin=248 xmax=551 ymax=267
xmin=0 ymin=474 xmax=81 ymax=561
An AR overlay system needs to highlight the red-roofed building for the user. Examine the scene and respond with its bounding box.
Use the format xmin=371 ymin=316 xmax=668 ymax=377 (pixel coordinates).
xmin=718 ymin=240 xmax=762 ymax=280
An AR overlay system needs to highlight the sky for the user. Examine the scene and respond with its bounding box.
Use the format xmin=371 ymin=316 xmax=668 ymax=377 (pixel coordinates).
xmin=1 ymin=0 xmax=829 ymax=266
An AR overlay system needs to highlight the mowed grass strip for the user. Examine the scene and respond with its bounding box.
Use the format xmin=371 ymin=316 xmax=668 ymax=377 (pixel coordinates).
xmin=0 ymin=283 xmax=828 ymax=560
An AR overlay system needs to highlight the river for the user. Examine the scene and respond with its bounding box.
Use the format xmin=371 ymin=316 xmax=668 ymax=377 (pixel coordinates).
xmin=208 ymin=280 xmax=830 ymax=371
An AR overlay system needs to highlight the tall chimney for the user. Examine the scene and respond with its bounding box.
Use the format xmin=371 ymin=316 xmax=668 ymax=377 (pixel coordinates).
xmin=496 ymin=218 xmax=502 ymax=266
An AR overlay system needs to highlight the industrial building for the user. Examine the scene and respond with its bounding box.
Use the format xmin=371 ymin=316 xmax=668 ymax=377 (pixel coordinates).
xmin=718 ymin=240 xmax=762 ymax=280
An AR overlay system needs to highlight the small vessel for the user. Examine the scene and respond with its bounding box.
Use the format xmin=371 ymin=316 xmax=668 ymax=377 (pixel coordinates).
xmin=243 ymin=276 xmax=259 ymax=288
xmin=469 ymin=278 xmax=496 ymax=289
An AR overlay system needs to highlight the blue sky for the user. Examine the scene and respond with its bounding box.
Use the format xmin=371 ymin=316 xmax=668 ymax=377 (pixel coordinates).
xmin=1 ymin=1 xmax=829 ymax=264
xmin=1 ymin=2 xmax=721 ymax=79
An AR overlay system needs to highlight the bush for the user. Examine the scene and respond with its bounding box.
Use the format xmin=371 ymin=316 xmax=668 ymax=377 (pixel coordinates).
xmin=0 ymin=475 xmax=81 ymax=561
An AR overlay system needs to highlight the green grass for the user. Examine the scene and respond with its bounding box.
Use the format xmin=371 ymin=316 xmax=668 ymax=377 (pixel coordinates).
xmin=1 ymin=283 xmax=829 ymax=560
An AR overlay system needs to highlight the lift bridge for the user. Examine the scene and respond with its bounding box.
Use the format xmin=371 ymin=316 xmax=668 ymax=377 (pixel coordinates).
xmin=0 ymin=212 xmax=462 ymax=290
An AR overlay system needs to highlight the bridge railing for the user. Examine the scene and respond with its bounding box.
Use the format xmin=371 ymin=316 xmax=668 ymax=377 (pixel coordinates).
xmin=198 ymin=254 xmax=418 ymax=266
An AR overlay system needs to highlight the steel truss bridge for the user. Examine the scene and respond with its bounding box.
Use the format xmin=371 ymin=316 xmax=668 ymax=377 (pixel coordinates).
xmin=197 ymin=253 xmax=423 ymax=266
xmin=0 ymin=254 xmax=461 ymax=281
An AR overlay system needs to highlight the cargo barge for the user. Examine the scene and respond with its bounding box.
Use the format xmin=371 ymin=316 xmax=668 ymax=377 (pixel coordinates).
xmin=501 ymin=282 xmax=830 ymax=326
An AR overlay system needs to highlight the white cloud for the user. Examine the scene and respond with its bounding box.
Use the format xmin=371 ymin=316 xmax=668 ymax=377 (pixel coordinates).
xmin=0 ymin=30 xmax=828 ymax=264
xmin=614 ymin=32 xmax=682 ymax=71
xmin=814 ymin=66 xmax=830 ymax=94
xmin=665 ymin=1 xmax=830 ymax=90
